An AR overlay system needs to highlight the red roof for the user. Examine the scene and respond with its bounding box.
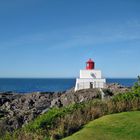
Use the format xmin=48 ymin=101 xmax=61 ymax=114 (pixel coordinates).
xmin=86 ymin=58 xmax=94 ymax=63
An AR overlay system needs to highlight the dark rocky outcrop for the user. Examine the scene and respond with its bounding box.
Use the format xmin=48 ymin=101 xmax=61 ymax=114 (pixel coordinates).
xmin=0 ymin=92 xmax=22 ymax=106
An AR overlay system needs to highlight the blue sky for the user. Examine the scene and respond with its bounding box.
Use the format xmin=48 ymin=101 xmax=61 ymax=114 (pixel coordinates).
xmin=0 ymin=0 xmax=140 ymax=78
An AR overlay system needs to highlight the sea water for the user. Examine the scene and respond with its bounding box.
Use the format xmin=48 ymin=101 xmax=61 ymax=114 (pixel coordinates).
xmin=0 ymin=78 xmax=137 ymax=93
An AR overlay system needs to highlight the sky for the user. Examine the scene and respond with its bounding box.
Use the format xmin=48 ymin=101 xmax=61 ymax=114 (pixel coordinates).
xmin=0 ymin=0 xmax=140 ymax=78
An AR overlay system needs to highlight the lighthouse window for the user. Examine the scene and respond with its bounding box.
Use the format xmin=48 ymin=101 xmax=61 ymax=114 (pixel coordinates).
xmin=90 ymin=73 xmax=96 ymax=78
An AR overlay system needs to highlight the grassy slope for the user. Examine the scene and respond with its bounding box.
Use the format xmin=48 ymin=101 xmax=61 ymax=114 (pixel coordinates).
xmin=63 ymin=111 xmax=140 ymax=140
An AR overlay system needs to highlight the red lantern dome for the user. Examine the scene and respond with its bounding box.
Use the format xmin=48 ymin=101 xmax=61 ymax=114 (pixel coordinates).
xmin=86 ymin=58 xmax=95 ymax=70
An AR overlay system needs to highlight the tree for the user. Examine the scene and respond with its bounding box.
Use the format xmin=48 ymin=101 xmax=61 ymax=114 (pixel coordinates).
xmin=132 ymin=75 xmax=140 ymax=94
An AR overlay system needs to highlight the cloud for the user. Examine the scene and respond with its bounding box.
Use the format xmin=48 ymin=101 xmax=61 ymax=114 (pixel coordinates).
xmin=0 ymin=19 xmax=140 ymax=51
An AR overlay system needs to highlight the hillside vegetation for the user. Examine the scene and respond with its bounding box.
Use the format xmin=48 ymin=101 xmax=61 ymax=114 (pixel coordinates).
xmin=63 ymin=111 xmax=140 ymax=140
xmin=1 ymin=77 xmax=140 ymax=140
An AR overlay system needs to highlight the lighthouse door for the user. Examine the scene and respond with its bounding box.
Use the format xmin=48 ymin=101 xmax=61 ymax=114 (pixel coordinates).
xmin=90 ymin=82 xmax=93 ymax=89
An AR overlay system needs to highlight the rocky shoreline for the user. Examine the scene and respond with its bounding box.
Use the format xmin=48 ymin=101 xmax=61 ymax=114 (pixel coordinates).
xmin=0 ymin=83 xmax=130 ymax=135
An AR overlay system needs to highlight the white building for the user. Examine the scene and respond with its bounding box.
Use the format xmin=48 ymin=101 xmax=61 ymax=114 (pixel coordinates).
xmin=75 ymin=59 xmax=106 ymax=91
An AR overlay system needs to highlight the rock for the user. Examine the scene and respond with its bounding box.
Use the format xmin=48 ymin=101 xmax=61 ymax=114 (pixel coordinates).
xmin=51 ymin=88 xmax=101 ymax=107
xmin=0 ymin=92 xmax=22 ymax=106
xmin=105 ymin=83 xmax=130 ymax=94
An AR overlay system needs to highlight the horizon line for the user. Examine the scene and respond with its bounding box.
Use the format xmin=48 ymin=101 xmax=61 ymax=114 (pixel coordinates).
xmin=0 ymin=77 xmax=137 ymax=79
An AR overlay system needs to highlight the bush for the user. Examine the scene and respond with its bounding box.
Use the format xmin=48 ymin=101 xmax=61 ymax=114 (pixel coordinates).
xmin=11 ymin=91 xmax=140 ymax=140
xmin=132 ymin=76 xmax=140 ymax=94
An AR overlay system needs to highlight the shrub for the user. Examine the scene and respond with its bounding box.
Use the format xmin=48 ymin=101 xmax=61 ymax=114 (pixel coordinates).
xmin=132 ymin=76 xmax=140 ymax=94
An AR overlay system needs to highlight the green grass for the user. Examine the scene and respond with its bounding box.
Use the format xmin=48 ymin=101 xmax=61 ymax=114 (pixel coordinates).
xmin=63 ymin=111 xmax=140 ymax=140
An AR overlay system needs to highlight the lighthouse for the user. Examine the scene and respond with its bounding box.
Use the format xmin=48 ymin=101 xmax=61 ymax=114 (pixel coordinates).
xmin=75 ymin=58 xmax=106 ymax=91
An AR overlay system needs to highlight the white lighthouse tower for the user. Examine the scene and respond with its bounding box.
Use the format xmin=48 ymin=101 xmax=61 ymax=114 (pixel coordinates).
xmin=75 ymin=58 xmax=106 ymax=91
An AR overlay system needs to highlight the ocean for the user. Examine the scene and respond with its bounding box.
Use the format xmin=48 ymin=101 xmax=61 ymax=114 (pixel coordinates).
xmin=0 ymin=78 xmax=137 ymax=93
